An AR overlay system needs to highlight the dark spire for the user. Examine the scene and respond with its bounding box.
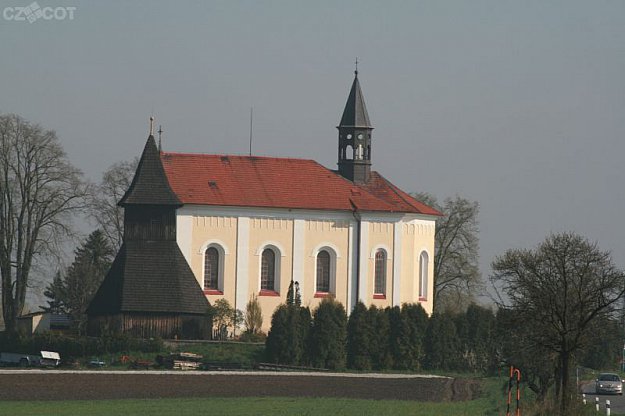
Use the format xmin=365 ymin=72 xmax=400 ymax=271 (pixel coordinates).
xmin=118 ymin=134 xmax=181 ymax=207
xmin=337 ymin=70 xmax=374 ymax=183
xmin=339 ymin=71 xmax=372 ymax=128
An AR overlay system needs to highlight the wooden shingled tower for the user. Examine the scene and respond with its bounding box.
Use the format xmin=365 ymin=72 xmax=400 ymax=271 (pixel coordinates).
xmin=87 ymin=133 xmax=210 ymax=339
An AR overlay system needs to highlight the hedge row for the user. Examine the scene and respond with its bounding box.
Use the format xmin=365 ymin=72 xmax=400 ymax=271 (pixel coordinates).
xmin=265 ymin=299 xmax=499 ymax=373
xmin=0 ymin=332 xmax=163 ymax=359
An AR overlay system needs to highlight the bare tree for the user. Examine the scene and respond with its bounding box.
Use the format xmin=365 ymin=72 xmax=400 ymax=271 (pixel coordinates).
xmin=0 ymin=114 xmax=90 ymax=334
xmin=412 ymin=193 xmax=481 ymax=312
xmin=90 ymin=158 xmax=137 ymax=249
xmin=491 ymin=232 xmax=625 ymax=415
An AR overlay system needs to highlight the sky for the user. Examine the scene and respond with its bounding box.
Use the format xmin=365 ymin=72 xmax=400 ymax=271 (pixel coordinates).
xmin=1 ymin=1 xmax=624 ymax=307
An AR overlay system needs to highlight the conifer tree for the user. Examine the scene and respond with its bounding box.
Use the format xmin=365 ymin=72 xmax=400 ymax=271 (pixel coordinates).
xmin=294 ymin=281 xmax=301 ymax=307
xmin=266 ymin=305 xmax=291 ymax=363
xmin=309 ymin=297 xmax=347 ymax=369
xmin=298 ymin=306 xmax=311 ymax=362
xmin=398 ymin=303 xmax=429 ymax=370
xmin=424 ymin=312 xmax=459 ymax=370
xmin=286 ymin=280 xmax=302 ymax=307
xmin=244 ymin=294 xmax=263 ymax=335
xmin=346 ymin=301 xmax=373 ymax=370
xmin=43 ymin=271 xmax=66 ymax=314
xmin=43 ymin=229 xmax=114 ymax=333
xmin=455 ymin=303 xmax=496 ymax=373
xmin=265 ymin=303 xmax=309 ymax=365
xmin=286 ymin=280 xmax=295 ymax=306
xmin=369 ymin=306 xmax=393 ymax=369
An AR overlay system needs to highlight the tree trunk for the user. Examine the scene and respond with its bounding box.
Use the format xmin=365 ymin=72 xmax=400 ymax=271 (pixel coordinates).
xmin=1 ymin=265 xmax=17 ymax=336
xmin=559 ymin=351 xmax=570 ymax=415
xmin=554 ymin=364 xmax=561 ymax=397
xmin=2 ymin=295 xmax=17 ymax=335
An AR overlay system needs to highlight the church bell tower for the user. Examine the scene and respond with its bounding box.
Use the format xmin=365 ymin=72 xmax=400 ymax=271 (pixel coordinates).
xmin=337 ymin=69 xmax=373 ymax=183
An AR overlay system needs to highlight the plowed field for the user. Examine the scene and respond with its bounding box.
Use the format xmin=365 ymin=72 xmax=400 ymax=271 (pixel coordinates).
xmin=0 ymin=371 xmax=481 ymax=402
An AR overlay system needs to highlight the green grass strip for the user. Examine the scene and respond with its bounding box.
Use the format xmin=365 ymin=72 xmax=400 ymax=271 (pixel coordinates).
xmin=0 ymin=396 xmax=498 ymax=416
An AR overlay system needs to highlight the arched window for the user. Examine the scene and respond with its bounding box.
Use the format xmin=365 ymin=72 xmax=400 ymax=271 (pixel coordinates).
xmin=204 ymin=247 xmax=219 ymax=290
xmin=316 ymin=250 xmax=331 ymax=293
xmin=261 ymin=248 xmax=276 ymax=291
xmin=374 ymin=249 xmax=386 ymax=295
xmin=419 ymin=251 xmax=429 ymax=299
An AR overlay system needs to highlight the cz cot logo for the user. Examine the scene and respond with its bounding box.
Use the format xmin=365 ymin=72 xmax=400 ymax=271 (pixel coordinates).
xmin=3 ymin=2 xmax=76 ymax=23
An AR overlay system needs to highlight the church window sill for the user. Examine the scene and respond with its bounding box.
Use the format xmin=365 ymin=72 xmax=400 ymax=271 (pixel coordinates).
xmin=259 ymin=289 xmax=280 ymax=297
xmin=314 ymin=292 xmax=332 ymax=298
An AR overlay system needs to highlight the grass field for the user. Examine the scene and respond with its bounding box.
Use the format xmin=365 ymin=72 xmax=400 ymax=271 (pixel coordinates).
xmin=0 ymin=395 xmax=499 ymax=416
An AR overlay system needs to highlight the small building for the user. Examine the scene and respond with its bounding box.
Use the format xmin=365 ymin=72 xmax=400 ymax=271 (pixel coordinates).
xmin=16 ymin=312 xmax=72 ymax=335
xmin=88 ymin=71 xmax=441 ymax=337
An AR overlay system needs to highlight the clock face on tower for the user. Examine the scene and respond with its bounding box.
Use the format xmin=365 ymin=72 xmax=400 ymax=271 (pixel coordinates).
xmin=357 ymin=134 xmax=363 ymax=140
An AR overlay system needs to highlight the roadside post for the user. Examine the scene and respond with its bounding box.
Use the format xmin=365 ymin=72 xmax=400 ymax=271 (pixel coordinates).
xmin=606 ymin=399 xmax=610 ymax=416
xmin=505 ymin=366 xmax=521 ymax=416
xmin=596 ymin=397 xmax=600 ymax=412
xmin=582 ymin=393 xmax=586 ymax=405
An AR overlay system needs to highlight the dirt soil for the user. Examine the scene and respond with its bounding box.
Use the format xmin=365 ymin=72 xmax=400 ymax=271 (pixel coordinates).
xmin=0 ymin=372 xmax=481 ymax=402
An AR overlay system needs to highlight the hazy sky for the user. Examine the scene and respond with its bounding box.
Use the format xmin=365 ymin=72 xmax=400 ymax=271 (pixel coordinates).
xmin=1 ymin=1 xmax=624 ymax=304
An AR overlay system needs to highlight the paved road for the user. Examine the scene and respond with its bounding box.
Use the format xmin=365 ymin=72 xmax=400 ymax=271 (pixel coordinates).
xmin=0 ymin=369 xmax=449 ymax=378
xmin=581 ymin=382 xmax=625 ymax=414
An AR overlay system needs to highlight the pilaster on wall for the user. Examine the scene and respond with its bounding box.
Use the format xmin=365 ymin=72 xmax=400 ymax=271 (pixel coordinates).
xmin=291 ymin=219 xmax=305 ymax=296
xmin=392 ymin=222 xmax=402 ymax=307
xmin=358 ymin=220 xmax=369 ymax=303
xmin=347 ymin=220 xmax=357 ymax=312
xmin=235 ymin=217 xmax=250 ymax=314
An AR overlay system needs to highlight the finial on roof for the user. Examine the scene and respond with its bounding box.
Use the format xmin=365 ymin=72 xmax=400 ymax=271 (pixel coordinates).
xmin=355 ymin=57 xmax=359 ymax=76
xmin=149 ymin=116 xmax=155 ymax=136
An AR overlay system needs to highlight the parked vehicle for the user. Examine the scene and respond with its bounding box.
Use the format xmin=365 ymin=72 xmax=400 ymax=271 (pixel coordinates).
xmin=40 ymin=351 xmax=61 ymax=367
xmin=0 ymin=352 xmax=41 ymax=367
xmin=0 ymin=351 xmax=60 ymax=367
xmin=88 ymin=358 xmax=106 ymax=368
xmin=595 ymin=373 xmax=624 ymax=395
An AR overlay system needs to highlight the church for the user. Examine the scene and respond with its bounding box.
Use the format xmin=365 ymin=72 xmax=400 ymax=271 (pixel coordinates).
xmin=87 ymin=71 xmax=441 ymax=338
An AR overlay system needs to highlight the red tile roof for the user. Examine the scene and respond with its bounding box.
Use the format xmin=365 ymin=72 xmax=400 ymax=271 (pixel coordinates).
xmin=161 ymin=153 xmax=441 ymax=215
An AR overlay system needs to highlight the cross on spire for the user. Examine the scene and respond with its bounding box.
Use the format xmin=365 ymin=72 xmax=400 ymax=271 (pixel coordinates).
xmin=149 ymin=116 xmax=154 ymax=136
xmin=158 ymin=125 xmax=163 ymax=151
xmin=355 ymin=57 xmax=359 ymax=75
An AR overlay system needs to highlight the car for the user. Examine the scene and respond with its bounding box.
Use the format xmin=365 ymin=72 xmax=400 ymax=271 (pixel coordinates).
xmin=595 ymin=373 xmax=624 ymax=395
